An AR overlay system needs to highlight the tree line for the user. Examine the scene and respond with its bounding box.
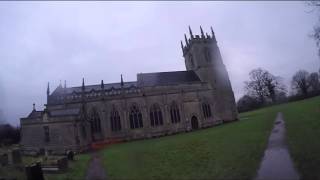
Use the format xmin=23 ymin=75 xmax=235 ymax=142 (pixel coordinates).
xmin=237 ymin=68 xmax=320 ymax=112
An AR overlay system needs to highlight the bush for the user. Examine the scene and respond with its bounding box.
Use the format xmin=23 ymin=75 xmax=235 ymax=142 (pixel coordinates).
xmin=0 ymin=124 xmax=20 ymax=146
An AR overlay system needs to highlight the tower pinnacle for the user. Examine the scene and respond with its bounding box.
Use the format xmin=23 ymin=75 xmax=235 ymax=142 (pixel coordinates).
xmin=82 ymin=78 xmax=85 ymax=91
xmin=210 ymin=26 xmax=216 ymax=42
xmin=188 ymin=26 xmax=194 ymax=39
xmin=184 ymin=34 xmax=188 ymax=46
xmin=101 ymin=80 xmax=104 ymax=89
xmin=200 ymin=26 xmax=204 ymax=37
xmin=121 ymin=74 xmax=124 ymax=87
xmin=47 ymin=82 xmax=50 ymax=96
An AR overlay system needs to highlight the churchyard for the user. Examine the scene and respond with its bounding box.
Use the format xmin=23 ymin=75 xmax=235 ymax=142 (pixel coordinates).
xmin=0 ymin=96 xmax=319 ymax=180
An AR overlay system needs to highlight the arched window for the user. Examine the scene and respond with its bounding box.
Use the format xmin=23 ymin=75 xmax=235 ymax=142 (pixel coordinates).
xmin=170 ymin=102 xmax=181 ymax=123
xmin=150 ymin=104 xmax=163 ymax=127
xmin=129 ymin=104 xmax=143 ymax=129
xmin=91 ymin=109 xmax=101 ymax=133
xmin=202 ymin=102 xmax=212 ymax=118
xmin=110 ymin=107 xmax=121 ymax=132
xmin=189 ymin=54 xmax=194 ymax=67
xmin=204 ymin=47 xmax=212 ymax=62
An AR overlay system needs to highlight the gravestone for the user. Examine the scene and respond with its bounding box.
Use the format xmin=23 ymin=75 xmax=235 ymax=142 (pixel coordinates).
xmin=0 ymin=153 xmax=8 ymax=166
xmin=25 ymin=162 xmax=44 ymax=180
xmin=57 ymin=157 xmax=68 ymax=171
xmin=67 ymin=151 xmax=74 ymax=161
xmin=11 ymin=148 xmax=22 ymax=164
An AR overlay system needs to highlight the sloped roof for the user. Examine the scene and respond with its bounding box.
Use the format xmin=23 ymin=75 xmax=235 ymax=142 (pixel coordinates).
xmin=137 ymin=70 xmax=201 ymax=87
xmin=50 ymin=108 xmax=80 ymax=117
xmin=51 ymin=81 xmax=137 ymax=96
xmin=27 ymin=110 xmax=43 ymax=118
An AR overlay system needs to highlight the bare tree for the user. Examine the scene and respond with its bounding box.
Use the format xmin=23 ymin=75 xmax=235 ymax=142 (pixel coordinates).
xmin=308 ymin=72 xmax=320 ymax=92
xmin=245 ymin=68 xmax=287 ymax=104
xmin=291 ymin=70 xmax=310 ymax=96
xmin=309 ymin=1 xmax=320 ymax=56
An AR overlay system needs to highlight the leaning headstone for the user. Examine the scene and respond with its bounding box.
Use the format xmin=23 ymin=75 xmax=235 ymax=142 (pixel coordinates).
xmin=57 ymin=157 xmax=68 ymax=171
xmin=25 ymin=162 xmax=44 ymax=180
xmin=67 ymin=151 xmax=74 ymax=161
xmin=11 ymin=148 xmax=22 ymax=164
xmin=0 ymin=153 xmax=8 ymax=166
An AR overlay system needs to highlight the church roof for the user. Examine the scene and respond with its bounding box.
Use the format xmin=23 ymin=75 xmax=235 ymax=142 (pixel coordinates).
xmin=51 ymin=81 xmax=137 ymax=96
xmin=50 ymin=108 xmax=80 ymax=117
xmin=27 ymin=110 xmax=43 ymax=119
xmin=137 ymin=70 xmax=201 ymax=87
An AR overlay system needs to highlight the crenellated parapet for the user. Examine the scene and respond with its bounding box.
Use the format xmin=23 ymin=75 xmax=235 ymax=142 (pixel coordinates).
xmin=181 ymin=26 xmax=217 ymax=56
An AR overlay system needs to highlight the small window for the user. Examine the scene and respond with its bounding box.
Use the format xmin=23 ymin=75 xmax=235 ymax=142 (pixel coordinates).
xmin=202 ymin=103 xmax=212 ymax=118
xmin=129 ymin=104 xmax=143 ymax=129
xmin=91 ymin=109 xmax=101 ymax=133
xmin=44 ymin=126 xmax=50 ymax=142
xmin=204 ymin=48 xmax=212 ymax=62
xmin=170 ymin=102 xmax=181 ymax=123
xmin=189 ymin=54 xmax=194 ymax=67
xmin=110 ymin=107 xmax=122 ymax=132
xmin=150 ymin=104 xmax=163 ymax=127
xmin=81 ymin=125 xmax=87 ymax=138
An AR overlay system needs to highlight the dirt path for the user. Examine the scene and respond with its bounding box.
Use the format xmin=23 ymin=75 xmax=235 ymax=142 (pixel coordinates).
xmin=255 ymin=112 xmax=299 ymax=180
xmin=85 ymin=152 xmax=107 ymax=180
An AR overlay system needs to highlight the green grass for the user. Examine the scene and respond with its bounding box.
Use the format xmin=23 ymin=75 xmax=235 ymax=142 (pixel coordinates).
xmin=279 ymin=96 xmax=320 ymax=180
xmin=45 ymin=153 xmax=91 ymax=180
xmin=99 ymin=96 xmax=320 ymax=180
xmin=101 ymin=107 xmax=281 ymax=179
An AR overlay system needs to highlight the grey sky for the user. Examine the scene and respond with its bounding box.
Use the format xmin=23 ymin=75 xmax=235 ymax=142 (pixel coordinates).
xmin=0 ymin=2 xmax=319 ymax=125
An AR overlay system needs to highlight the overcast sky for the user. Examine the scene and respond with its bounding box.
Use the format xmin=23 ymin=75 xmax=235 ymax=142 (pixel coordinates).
xmin=0 ymin=2 xmax=319 ymax=125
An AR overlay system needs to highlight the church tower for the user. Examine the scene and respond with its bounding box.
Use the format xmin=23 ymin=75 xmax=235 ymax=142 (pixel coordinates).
xmin=181 ymin=26 xmax=238 ymax=121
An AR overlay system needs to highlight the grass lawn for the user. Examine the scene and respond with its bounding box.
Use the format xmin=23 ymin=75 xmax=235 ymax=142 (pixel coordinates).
xmin=27 ymin=96 xmax=319 ymax=180
xmin=44 ymin=153 xmax=91 ymax=180
xmin=101 ymin=106 xmax=280 ymax=179
xmin=279 ymin=96 xmax=320 ymax=180
xmin=100 ymin=96 xmax=320 ymax=180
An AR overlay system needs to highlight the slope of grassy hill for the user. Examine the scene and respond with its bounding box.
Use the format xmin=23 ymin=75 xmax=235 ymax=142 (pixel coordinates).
xmin=100 ymin=96 xmax=320 ymax=180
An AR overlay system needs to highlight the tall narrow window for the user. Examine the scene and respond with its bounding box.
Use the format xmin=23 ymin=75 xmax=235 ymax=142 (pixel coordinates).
xmin=150 ymin=104 xmax=163 ymax=127
xmin=204 ymin=48 xmax=212 ymax=62
xmin=81 ymin=125 xmax=87 ymax=138
xmin=202 ymin=102 xmax=212 ymax=118
xmin=170 ymin=102 xmax=181 ymax=124
xmin=189 ymin=54 xmax=194 ymax=67
xmin=110 ymin=107 xmax=121 ymax=132
xmin=91 ymin=109 xmax=101 ymax=133
xmin=129 ymin=104 xmax=143 ymax=129
xmin=44 ymin=126 xmax=50 ymax=142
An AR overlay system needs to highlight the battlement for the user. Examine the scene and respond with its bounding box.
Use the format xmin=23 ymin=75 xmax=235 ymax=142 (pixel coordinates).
xmin=181 ymin=26 xmax=217 ymax=56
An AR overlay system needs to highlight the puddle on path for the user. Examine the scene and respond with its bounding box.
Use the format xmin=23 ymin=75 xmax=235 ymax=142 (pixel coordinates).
xmin=255 ymin=112 xmax=299 ymax=180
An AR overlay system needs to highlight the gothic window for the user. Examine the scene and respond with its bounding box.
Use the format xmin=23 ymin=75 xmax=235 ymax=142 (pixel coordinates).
xmin=81 ymin=125 xmax=87 ymax=138
xmin=204 ymin=47 xmax=212 ymax=62
xmin=129 ymin=104 xmax=143 ymax=129
xmin=91 ymin=109 xmax=101 ymax=133
xmin=202 ymin=102 xmax=212 ymax=118
xmin=150 ymin=104 xmax=163 ymax=127
xmin=44 ymin=126 xmax=50 ymax=142
xmin=110 ymin=107 xmax=121 ymax=132
xmin=170 ymin=102 xmax=181 ymax=124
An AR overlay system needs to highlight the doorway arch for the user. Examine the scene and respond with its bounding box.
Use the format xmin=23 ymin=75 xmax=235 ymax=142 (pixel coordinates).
xmin=191 ymin=116 xmax=199 ymax=130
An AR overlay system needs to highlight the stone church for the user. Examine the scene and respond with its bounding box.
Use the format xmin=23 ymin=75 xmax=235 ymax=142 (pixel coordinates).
xmin=20 ymin=26 xmax=238 ymax=154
